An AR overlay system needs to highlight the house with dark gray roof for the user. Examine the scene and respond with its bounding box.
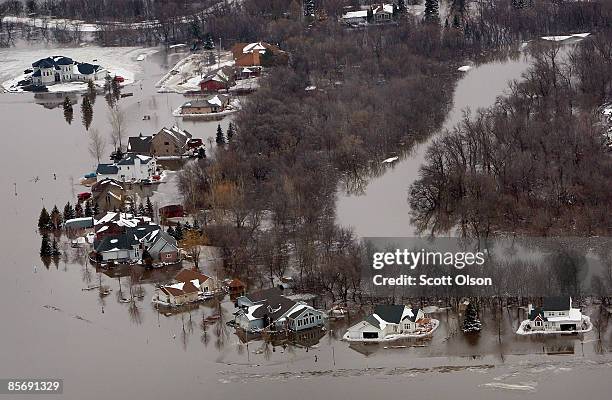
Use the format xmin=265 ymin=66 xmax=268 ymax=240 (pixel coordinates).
xmin=523 ymin=297 xmax=587 ymax=333
xmin=234 ymin=287 xmax=326 ymax=333
xmin=95 ymin=154 xmax=157 ymax=183
xmin=30 ymin=56 xmax=107 ymax=86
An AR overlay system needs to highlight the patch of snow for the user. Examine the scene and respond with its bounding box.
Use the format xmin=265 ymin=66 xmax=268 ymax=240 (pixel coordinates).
xmin=458 ymin=65 xmax=472 ymax=72
xmin=382 ymin=156 xmax=399 ymax=164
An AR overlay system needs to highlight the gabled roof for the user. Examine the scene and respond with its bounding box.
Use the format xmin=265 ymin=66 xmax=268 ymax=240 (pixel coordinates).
xmin=127 ymin=135 xmax=153 ymax=154
xmin=95 ymin=234 xmax=138 ymax=253
xmin=364 ymin=314 xmax=382 ymax=329
xmin=529 ymin=307 xmax=548 ymax=321
xmin=76 ymin=62 xmax=102 ymax=75
xmin=160 ymin=280 xmax=199 ymax=296
xmin=96 ymin=164 xmax=119 ymax=175
xmin=373 ymin=304 xmax=406 ymax=324
xmin=250 ymin=295 xmax=296 ymax=320
xmin=401 ymin=307 xmax=422 ymax=323
xmin=244 ymin=286 xmax=284 ymax=303
xmin=175 ymin=269 xmax=210 ymax=285
xmin=543 ymin=297 xmax=571 ymax=311
xmin=117 ymin=154 xmax=153 ymax=166
xmin=92 ymin=178 xmax=124 ymax=193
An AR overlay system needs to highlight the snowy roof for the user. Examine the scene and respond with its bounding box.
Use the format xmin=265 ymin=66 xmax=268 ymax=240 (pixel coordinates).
xmin=373 ymin=4 xmax=393 ymax=14
xmin=117 ymin=154 xmax=153 ymax=165
xmin=342 ymin=10 xmax=368 ymax=19
xmin=243 ymin=42 xmax=266 ymax=54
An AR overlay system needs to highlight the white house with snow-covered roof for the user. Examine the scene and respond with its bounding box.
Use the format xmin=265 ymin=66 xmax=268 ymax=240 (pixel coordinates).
xmin=96 ymin=154 xmax=157 ymax=182
xmin=30 ymin=56 xmax=107 ymax=86
xmin=517 ymin=297 xmax=592 ymax=334
xmin=344 ymin=305 xmax=435 ymax=341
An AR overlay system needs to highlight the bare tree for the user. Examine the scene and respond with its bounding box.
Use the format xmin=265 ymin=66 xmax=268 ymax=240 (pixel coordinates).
xmin=88 ymin=128 xmax=106 ymax=164
xmin=108 ymin=105 xmax=126 ymax=151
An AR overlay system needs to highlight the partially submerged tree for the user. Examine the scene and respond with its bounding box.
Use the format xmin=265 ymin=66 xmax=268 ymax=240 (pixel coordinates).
xmin=462 ymin=302 xmax=482 ymax=333
xmin=38 ymin=207 xmax=51 ymax=230
xmin=81 ymin=95 xmax=93 ymax=130
xmin=88 ymin=128 xmax=106 ymax=164
xmin=63 ymin=96 xmax=73 ymax=125
xmin=181 ymin=230 xmax=206 ymax=268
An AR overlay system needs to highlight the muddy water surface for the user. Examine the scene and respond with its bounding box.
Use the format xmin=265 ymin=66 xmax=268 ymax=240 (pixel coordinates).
xmin=0 ymin=43 xmax=610 ymax=400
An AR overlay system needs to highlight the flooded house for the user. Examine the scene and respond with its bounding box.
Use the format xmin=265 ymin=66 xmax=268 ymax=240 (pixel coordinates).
xmin=153 ymin=269 xmax=216 ymax=306
xmin=92 ymin=212 xmax=178 ymax=265
xmin=234 ymin=287 xmax=326 ymax=333
xmin=95 ymin=154 xmax=157 ymax=182
xmin=30 ymin=56 xmax=107 ymax=86
xmin=199 ymin=66 xmax=235 ymax=92
xmin=91 ymin=178 xmax=126 ymax=211
xmin=178 ymin=95 xmax=230 ymax=115
xmin=154 ymin=281 xmax=199 ymax=306
xmin=127 ymin=126 xmax=192 ymax=157
xmin=520 ymin=297 xmax=589 ymax=333
xmin=230 ymin=42 xmax=289 ymax=67
xmin=159 ymin=204 xmax=185 ymax=219
xmin=344 ymin=305 xmax=427 ymax=341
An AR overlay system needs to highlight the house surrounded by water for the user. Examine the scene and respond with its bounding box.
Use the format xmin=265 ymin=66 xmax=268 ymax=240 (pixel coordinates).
xmin=31 ymin=56 xmax=108 ymax=86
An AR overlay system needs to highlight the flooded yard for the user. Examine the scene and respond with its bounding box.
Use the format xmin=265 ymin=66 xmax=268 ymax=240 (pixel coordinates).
xmin=0 ymin=42 xmax=611 ymax=400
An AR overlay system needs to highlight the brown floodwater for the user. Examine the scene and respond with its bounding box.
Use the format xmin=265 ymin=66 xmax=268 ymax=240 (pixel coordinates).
xmin=336 ymin=50 xmax=533 ymax=237
xmin=0 ymin=42 xmax=610 ymax=400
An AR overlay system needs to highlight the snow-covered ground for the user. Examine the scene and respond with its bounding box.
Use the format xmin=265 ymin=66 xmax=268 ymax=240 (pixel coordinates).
xmin=342 ymin=319 xmax=440 ymax=342
xmin=541 ymin=32 xmax=591 ymax=42
xmin=0 ymin=46 xmax=158 ymax=93
xmin=156 ymin=51 xmax=235 ymax=94
xmin=516 ymin=316 xmax=592 ymax=335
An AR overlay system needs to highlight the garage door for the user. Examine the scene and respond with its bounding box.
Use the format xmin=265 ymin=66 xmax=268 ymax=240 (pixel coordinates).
xmin=363 ymin=331 xmax=379 ymax=339
xmin=560 ymin=324 xmax=576 ymax=331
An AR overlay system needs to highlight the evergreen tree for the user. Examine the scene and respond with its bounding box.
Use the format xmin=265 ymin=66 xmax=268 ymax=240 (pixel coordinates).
xmin=197 ymin=147 xmax=206 ymax=159
xmin=92 ymin=201 xmax=100 ymax=217
xmin=87 ymin=80 xmax=97 ymax=104
xmin=397 ymin=0 xmax=407 ymax=14
xmin=138 ymin=202 xmax=146 ymax=216
xmin=184 ymin=220 xmax=192 ymax=231
xmin=51 ymin=238 xmax=61 ymax=256
xmin=303 ymin=0 xmax=315 ymax=17
xmin=174 ymin=222 xmax=184 ymax=241
xmin=216 ymin=124 xmax=225 ymax=145
xmin=63 ymin=202 xmax=75 ymax=221
xmin=193 ymin=218 xmax=200 ymax=231
xmin=128 ymin=202 xmax=136 ymax=216
xmin=50 ymin=205 xmax=63 ymax=230
xmin=81 ymin=95 xmax=93 ymax=130
xmin=38 ymin=207 xmax=51 ymax=230
xmin=84 ymin=200 xmax=93 ymax=217
xmin=145 ymin=197 xmax=154 ymax=217
xmin=75 ymin=203 xmax=84 ymax=218
xmin=111 ymin=78 xmax=121 ymax=102
xmin=167 ymin=225 xmax=176 ymax=238
xmin=40 ymin=232 xmax=52 ymax=257
xmin=226 ymin=122 xmax=235 ymax=143
xmin=424 ymin=0 xmax=440 ymax=23
xmin=63 ymin=96 xmax=73 ymax=125
xmin=203 ymin=33 xmax=215 ymax=50
xmin=462 ymin=303 xmax=482 ymax=333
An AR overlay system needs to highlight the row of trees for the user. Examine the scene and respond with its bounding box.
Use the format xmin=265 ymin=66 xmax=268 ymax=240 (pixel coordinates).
xmin=171 ymin=0 xmax=612 ymax=302
xmin=410 ymin=34 xmax=612 ymax=238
